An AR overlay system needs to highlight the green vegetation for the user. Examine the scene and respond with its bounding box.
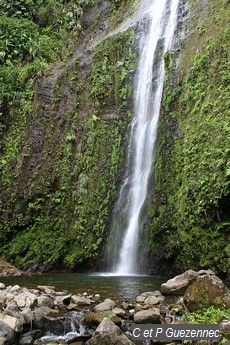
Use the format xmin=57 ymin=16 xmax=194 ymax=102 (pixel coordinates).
xmin=184 ymin=306 xmax=230 ymax=324
xmin=0 ymin=0 xmax=136 ymax=271
xmin=148 ymin=0 xmax=230 ymax=274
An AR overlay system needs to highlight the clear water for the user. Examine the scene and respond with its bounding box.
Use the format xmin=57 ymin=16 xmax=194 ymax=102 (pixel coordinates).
xmin=1 ymin=273 xmax=165 ymax=302
xmin=110 ymin=0 xmax=180 ymax=275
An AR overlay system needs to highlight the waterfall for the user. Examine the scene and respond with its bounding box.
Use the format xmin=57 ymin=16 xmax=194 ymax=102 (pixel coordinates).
xmin=110 ymin=0 xmax=180 ymax=275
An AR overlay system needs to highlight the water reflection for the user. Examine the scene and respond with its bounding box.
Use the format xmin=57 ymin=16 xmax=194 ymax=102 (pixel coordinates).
xmin=1 ymin=273 xmax=165 ymax=301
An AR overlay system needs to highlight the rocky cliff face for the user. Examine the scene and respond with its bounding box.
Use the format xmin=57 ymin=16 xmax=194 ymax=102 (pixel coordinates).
xmin=147 ymin=0 xmax=229 ymax=276
xmin=0 ymin=0 xmax=229 ymax=275
xmin=0 ymin=0 xmax=137 ymax=271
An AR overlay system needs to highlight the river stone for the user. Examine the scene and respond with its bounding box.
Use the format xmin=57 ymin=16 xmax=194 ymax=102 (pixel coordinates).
xmin=136 ymin=295 xmax=145 ymax=304
xmin=144 ymin=295 xmax=160 ymax=306
xmin=0 ymin=284 xmax=5 ymax=290
xmin=19 ymin=330 xmax=42 ymax=345
xmin=161 ymin=270 xmax=199 ymax=295
xmin=86 ymin=317 xmax=134 ymax=345
xmin=37 ymin=285 xmax=55 ymax=294
xmin=71 ymin=295 xmax=91 ymax=306
xmin=33 ymin=306 xmax=59 ymax=329
xmin=184 ymin=275 xmax=230 ymax=312
xmin=0 ymin=314 xmax=24 ymax=332
xmin=85 ymin=311 xmax=121 ymax=327
xmin=0 ymin=293 xmax=6 ymax=309
xmin=37 ymin=296 xmax=54 ymax=308
xmin=112 ymin=307 xmax=126 ymax=318
xmin=14 ymin=292 xmax=38 ymax=309
xmin=94 ymin=299 xmax=115 ymax=312
xmin=10 ymin=285 xmax=20 ymax=293
xmin=5 ymin=303 xmax=20 ymax=318
xmin=0 ymin=321 xmax=15 ymax=344
xmin=55 ymin=294 xmax=72 ymax=309
xmin=198 ymin=269 xmax=215 ymax=276
xmin=134 ymin=308 xmax=161 ymax=324
xmin=220 ymin=320 xmax=230 ymax=338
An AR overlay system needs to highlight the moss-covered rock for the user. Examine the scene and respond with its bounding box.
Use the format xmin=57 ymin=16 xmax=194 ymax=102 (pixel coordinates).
xmin=184 ymin=275 xmax=230 ymax=312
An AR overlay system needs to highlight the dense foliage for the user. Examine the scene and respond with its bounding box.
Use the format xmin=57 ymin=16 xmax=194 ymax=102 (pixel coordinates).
xmin=0 ymin=0 xmax=136 ymax=270
xmin=148 ymin=0 xmax=230 ymax=274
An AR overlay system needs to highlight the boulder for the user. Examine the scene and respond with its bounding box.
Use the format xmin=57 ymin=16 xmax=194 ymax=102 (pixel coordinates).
xmin=71 ymin=295 xmax=91 ymax=306
xmin=136 ymin=296 xmax=145 ymax=304
xmin=0 ymin=293 xmax=6 ymax=309
xmin=4 ymin=303 xmax=20 ymax=318
xmin=220 ymin=320 xmax=230 ymax=338
xmin=161 ymin=270 xmax=198 ymax=295
xmin=94 ymin=299 xmax=115 ymax=312
xmin=0 ymin=335 xmax=8 ymax=345
xmin=0 ymin=314 xmax=24 ymax=332
xmin=144 ymin=296 xmax=160 ymax=306
xmin=86 ymin=317 xmax=134 ymax=345
xmin=10 ymin=286 xmax=20 ymax=293
xmin=112 ymin=307 xmax=126 ymax=318
xmin=33 ymin=306 xmax=58 ymax=329
xmin=198 ymin=270 xmax=215 ymax=276
xmin=134 ymin=308 xmax=161 ymax=324
xmin=14 ymin=292 xmax=37 ymax=309
xmin=0 ymin=321 xmax=15 ymax=344
xmin=19 ymin=330 xmax=42 ymax=345
xmin=184 ymin=275 xmax=230 ymax=312
xmin=37 ymin=296 xmax=54 ymax=308
xmin=37 ymin=285 xmax=55 ymax=294
xmin=85 ymin=311 xmax=121 ymax=327
xmin=57 ymin=294 xmax=71 ymax=305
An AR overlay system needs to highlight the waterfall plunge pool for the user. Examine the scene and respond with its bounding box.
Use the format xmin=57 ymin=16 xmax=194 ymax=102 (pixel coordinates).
xmin=1 ymin=272 xmax=165 ymax=302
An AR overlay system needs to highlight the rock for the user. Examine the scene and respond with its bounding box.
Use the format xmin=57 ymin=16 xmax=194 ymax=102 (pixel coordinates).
xmin=5 ymin=303 xmax=20 ymax=317
xmin=14 ymin=292 xmax=38 ymax=309
xmin=94 ymin=299 xmax=115 ymax=312
xmin=0 ymin=335 xmax=8 ymax=345
xmin=10 ymin=285 xmax=20 ymax=293
xmin=144 ymin=296 xmax=160 ymax=306
xmin=134 ymin=304 xmax=143 ymax=312
xmin=220 ymin=320 xmax=230 ymax=338
xmin=0 ymin=321 xmax=15 ymax=344
xmin=0 ymin=293 xmax=6 ymax=309
xmin=72 ymin=295 xmax=91 ymax=306
xmin=66 ymin=303 xmax=79 ymax=311
xmin=86 ymin=317 xmax=134 ymax=345
xmin=85 ymin=311 xmax=121 ymax=327
xmin=94 ymin=294 xmax=100 ymax=300
xmin=184 ymin=275 xmax=230 ymax=312
xmin=161 ymin=270 xmax=199 ymax=295
xmin=134 ymin=308 xmax=161 ymax=324
xmin=19 ymin=330 xmax=42 ymax=345
xmin=198 ymin=270 xmax=215 ymax=276
xmin=112 ymin=307 xmax=126 ymax=318
xmin=136 ymin=296 xmax=145 ymax=304
xmin=169 ymin=304 xmax=184 ymax=315
xmin=33 ymin=306 xmax=58 ymax=329
xmin=37 ymin=285 xmax=55 ymax=294
xmin=0 ymin=314 xmax=24 ymax=332
xmin=37 ymin=296 xmax=54 ymax=308
xmin=121 ymin=302 xmax=133 ymax=310
xmin=0 ymin=285 xmax=5 ymax=290
xmin=21 ymin=308 xmax=34 ymax=325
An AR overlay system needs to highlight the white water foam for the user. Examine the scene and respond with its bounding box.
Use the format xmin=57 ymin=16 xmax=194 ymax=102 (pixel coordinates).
xmin=111 ymin=0 xmax=180 ymax=275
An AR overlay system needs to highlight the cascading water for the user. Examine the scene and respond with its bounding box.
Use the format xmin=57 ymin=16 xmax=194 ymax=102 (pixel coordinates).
xmin=110 ymin=0 xmax=180 ymax=275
